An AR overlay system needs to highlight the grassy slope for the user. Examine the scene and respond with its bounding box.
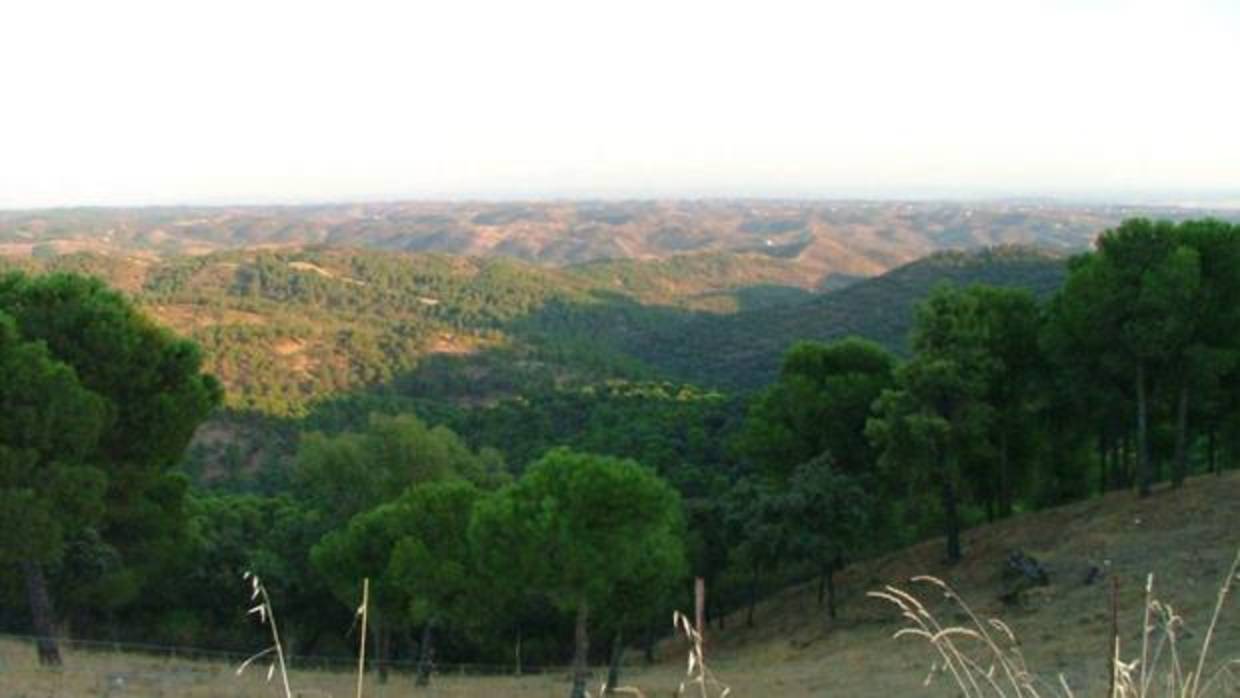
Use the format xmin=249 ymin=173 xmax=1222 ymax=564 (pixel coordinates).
xmin=3 ymin=473 xmax=1235 ymax=697
xmin=692 ymin=470 xmax=1240 ymax=697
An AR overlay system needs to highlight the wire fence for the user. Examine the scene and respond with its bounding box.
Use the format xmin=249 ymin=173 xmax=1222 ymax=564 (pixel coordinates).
xmin=0 ymin=632 xmax=675 ymax=698
xmin=0 ymin=631 xmax=584 ymax=672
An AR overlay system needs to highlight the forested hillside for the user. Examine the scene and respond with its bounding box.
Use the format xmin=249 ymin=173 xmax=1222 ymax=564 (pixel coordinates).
xmin=0 ymin=244 xmax=1072 ymax=490
xmin=0 ymin=244 xmax=1070 ymax=419
xmin=628 ymin=246 xmax=1069 ymax=389
xmin=3 ymin=217 xmax=1239 ymax=698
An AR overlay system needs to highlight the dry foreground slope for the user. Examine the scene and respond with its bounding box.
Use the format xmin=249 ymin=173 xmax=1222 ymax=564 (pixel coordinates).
xmin=1 ymin=473 xmax=1237 ymax=698
xmin=696 ymin=470 xmax=1240 ymax=697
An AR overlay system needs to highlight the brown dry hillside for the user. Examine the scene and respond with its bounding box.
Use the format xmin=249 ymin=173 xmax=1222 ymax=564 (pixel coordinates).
xmin=684 ymin=471 xmax=1240 ymax=697
xmin=8 ymin=200 xmax=1236 ymax=284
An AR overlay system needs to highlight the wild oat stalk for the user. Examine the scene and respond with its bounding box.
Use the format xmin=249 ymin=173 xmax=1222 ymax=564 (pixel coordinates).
xmin=672 ymin=610 xmax=731 ymax=698
xmin=355 ymin=577 xmax=369 ymax=698
xmin=236 ymin=571 xmax=293 ymax=698
xmin=588 ymin=682 xmax=648 ymax=698
xmin=869 ymin=576 xmax=1070 ymax=698
xmin=1113 ymin=548 xmax=1240 ymax=698
xmin=871 ymin=546 xmax=1240 ymax=698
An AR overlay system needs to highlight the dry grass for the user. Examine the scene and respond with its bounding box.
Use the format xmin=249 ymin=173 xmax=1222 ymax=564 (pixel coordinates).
xmin=869 ymin=548 xmax=1240 ymax=698
xmin=701 ymin=472 xmax=1240 ymax=687
xmin=1112 ymin=550 xmax=1240 ymax=698
xmin=0 ymin=644 xmax=637 ymax=698
xmin=870 ymin=577 xmax=1070 ymax=697
xmin=237 ymin=572 xmax=293 ymax=698
xmin=1 ymin=631 xmax=881 ymax=698
xmin=672 ymin=610 xmax=730 ymax=698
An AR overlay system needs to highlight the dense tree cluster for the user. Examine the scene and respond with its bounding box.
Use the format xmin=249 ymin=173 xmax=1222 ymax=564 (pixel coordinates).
xmin=0 ymin=272 xmax=221 ymax=663
xmin=867 ymin=219 xmax=1240 ymax=561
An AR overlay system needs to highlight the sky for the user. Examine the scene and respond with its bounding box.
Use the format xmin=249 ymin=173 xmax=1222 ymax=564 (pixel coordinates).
xmin=1 ymin=0 xmax=1237 ymax=208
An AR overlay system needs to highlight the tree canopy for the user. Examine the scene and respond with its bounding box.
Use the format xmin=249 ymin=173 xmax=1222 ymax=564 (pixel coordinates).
xmin=470 ymin=448 xmax=685 ymax=698
xmin=737 ymin=337 xmax=895 ymax=480
xmin=0 ymin=272 xmax=222 ymax=663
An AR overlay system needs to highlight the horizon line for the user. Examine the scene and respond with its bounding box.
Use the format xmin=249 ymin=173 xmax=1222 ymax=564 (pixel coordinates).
xmin=4 ymin=189 xmax=1240 ymax=214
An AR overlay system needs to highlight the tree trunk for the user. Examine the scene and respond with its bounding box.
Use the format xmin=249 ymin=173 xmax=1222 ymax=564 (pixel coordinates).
xmin=375 ymin=622 xmax=390 ymax=684
xmin=1209 ymin=429 xmax=1218 ymax=475
xmin=998 ymin=428 xmax=1012 ymax=518
xmin=21 ymin=561 xmax=62 ymax=666
xmin=746 ymin=568 xmax=759 ymax=628
xmin=1117 ymin=436 xmax=1126 ymax=489
xmin=709 ymin=590 xmax=719 ymax=634
xmin=1098 ymin=432 xmax=1109 ymax=495
xmin=1122 ymin=434 xmax=1133 ymax=488
xmin=939 ymin=448 xmax=962 ymax=563
xmin=604 ymin=630 xmax=623 ymax=694
xmin=1136 ymin=363 xmax=1152 ymax=497
xmin=1172 ymin=384 xmax=1190 ymax=487
xmin=300 ymin=627 xmax=323 ymax=658
xmin=569 ymin=600 xmax=590 ymax=698
xmin=415 ymin=618 xmax=435 ymax=687
xmin=1108 ymin=434 xmax=1119 ymax=490
xmin=816 ymin=562 xmax=826 ymax=608
xmin=825 ymin=558 xmax=838 ymax=621
xmin=643 ymin=625 xmax=655 ymax=664
xmin=514 ymin=627 xmax=522 ymax=676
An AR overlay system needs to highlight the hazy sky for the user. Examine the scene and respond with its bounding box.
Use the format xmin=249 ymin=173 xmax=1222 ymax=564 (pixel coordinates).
xmin=2 ymin=0 xmax=1237 ymax=208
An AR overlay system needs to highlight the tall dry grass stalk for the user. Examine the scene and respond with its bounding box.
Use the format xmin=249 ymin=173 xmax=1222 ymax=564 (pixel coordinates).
xmin=1111 ymin=547 xmax=1240 ymax=698
xmin=870 ymin=547 xmax=1240 ymax=698
xmin=355 ymin=577 xmax=369 ymax=698
xmin=236 ymin=571 xmax=294 ymax=698
xmin=672 ymin=610 xmax=731 ymax=698
xmin=870 ymin=576 xmax=1070 ymax=698
xmin=588 ymin=681 xmax=648 ymax=697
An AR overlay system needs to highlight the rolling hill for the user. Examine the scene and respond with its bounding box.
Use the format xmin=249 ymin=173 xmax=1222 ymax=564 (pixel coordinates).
xmin=1 ymin=244 xmax=1069 ymax=415
xmin=2 ymin=243 xmax=1073 ymax=485
xmin=4 ymin=199 xmax=1220 ymax=284
xmin=0 ymin=248 xmax=806 ymax=415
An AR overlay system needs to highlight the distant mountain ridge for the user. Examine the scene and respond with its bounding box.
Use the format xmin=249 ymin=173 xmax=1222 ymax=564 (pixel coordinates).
xmin=5 ymin=199 xmax=1231 ymax=285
